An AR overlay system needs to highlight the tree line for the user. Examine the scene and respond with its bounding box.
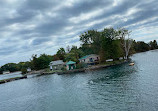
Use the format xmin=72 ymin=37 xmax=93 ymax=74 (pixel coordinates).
xmin=0 ymin=27 xmax=158 ymax=74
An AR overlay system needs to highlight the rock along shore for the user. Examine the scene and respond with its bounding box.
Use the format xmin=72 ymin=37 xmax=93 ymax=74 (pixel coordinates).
xmin=0 ymin=75 xmax=27 ymax=84
xmin=0 ymin=60 xmax=128 ymax=84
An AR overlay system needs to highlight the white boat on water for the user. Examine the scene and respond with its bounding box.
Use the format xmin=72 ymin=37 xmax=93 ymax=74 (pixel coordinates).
xmin=129 ymin=63 xmax=134 ymax=66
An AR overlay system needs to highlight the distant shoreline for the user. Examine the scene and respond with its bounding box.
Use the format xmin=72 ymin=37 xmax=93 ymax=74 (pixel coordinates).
xmin=0 ymin=71 xmax=21 ymax=75
xmin=0 ymin=60 xmax=129 ymax=84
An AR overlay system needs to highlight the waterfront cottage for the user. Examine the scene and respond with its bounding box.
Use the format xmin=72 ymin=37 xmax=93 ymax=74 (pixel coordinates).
xmin=66 ymin=61 xmax=76 ymax=70
xmin=79 ymin=54 xmax=100 ymax=65
xmin=49 ymin=60 xmax=65 ymax=70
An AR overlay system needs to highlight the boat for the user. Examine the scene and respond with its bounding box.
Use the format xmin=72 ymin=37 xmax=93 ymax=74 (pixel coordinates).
xmin=129 ymin=63 xmax=134 ymax=66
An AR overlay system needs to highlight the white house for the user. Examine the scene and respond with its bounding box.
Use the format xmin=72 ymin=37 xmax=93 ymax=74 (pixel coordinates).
xmin=79 ymin=54 xmax=100 ymax=65
xmin=49 ymin=60 xmax=65 ymax=70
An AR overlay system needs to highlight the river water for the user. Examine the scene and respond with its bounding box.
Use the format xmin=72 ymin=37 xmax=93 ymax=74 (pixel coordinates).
xmin=0 ymin=50 xmax=158 ymax=111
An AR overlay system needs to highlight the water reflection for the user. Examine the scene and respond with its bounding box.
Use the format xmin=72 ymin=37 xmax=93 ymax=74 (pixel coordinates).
xmin=88 ymin=63 xmax=138 ymax=84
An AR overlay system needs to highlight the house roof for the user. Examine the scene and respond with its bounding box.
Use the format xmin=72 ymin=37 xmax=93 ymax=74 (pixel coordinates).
xmin=79 ymin=55 xmax=90 ymax=60
xmin=50 ymin=60 xmax=64 ymax=66
xmin=66 ymin=61 xmax=76 ymax=65
xmin=79 ymin=54 xmax=99 ymax=60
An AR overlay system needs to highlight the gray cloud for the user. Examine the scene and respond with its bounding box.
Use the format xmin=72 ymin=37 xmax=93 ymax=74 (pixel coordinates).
xmin=31 ymin=37 xmax=51 ymax=46
xmin=0 ymin=0 xmax=158 ymax=65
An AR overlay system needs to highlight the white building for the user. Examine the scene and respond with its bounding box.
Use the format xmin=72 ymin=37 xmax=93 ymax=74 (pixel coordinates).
xmin=49 ymin=60 xmax=65 ymax=70
xmin=79 ymin=54 xmax=100 ymax=65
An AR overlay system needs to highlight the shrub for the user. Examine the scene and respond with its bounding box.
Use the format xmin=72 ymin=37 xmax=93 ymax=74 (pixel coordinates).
xmin=76 ymin=63 xmax=87 ymax=69
xmin=21 ymin=68 xmax=27 ymax=74
xmin=61 ymin=67 xmax=66 ymax=71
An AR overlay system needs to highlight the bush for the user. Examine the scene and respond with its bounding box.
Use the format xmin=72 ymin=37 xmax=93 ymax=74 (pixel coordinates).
xmin=76 ymin=63 xmax=87 ymax=69
xmin=21 ymin=68 xmax=27 ymax=74
xmin=61 ymin=67 xmax=66 ymax=71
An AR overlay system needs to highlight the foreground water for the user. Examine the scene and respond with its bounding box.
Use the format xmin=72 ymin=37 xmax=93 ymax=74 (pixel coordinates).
xmin=0 ymin=50 xmax=158 ymax=111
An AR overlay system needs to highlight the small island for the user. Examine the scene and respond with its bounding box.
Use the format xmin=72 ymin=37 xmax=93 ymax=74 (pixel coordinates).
xmin=0 ymin=27 xmax=158 ymax=82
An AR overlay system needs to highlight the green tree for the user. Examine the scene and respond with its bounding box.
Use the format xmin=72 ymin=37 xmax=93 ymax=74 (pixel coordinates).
xmin=79 ymin=28 xmax=126 ymax=62
xmin=133 ymin=41 xmax=150 ymax=52
xmin=149 ymin=40 xmax=158 ymax=50
xmin=65 ymin=46 xmax=84 ymax=63
xmin=56 ymin=48 xmax=66 ymax=61
xmin=30 ymin=54 xmax=53 ymax=70
xmin=118 ymin=28 xmax=132 ymax=59
xmin=111 ymin=40 xmax=124 ymax=60
xmin=1 ymin=63 xmax=18 ymax=72
xmin=100 ymin=28 xmax=119 ymax=59
xmin=80 ymin=30 xmax=101 ymax=54
xmin=21 ymin=68 xmax=27 ymax=74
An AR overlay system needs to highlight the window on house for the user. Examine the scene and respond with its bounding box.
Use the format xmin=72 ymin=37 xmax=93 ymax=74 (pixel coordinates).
xmin=89 ymin=58 xmax=93 ymax=62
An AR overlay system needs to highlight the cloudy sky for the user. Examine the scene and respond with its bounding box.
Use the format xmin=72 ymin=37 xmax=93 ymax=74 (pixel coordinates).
xmin=0 ymin=0 xmax=158 ymax=65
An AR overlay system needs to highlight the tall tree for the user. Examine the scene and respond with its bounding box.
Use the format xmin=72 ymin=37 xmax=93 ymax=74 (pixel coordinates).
xmin=30 ymin=54 xmax=53 ymax=70
xmin=79 ymin=28 xmax=126 ymax=62
xmin=149 ymin=40 xmax=158 ymax=50
xmin=134 ymin=41 xmax=150 ymax=52
xmin=56 ymin=48 xmax=66 ymax=61
xmin=101 ymin=28 xmax=118 ymax=59
xmin=80 ymin=30 xmax=101 ymax=54
xmin=65 ymin=46 xmax=84 ymax=63
xmin=118 ymin=28 xmax=132 ymax=59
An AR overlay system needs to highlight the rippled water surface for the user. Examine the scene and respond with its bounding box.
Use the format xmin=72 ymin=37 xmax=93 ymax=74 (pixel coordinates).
xmin=0 ymin=50 xmax=158 ymax=111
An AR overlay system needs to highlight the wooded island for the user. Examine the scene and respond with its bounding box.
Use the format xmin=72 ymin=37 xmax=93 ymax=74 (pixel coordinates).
xmin=0 ymin=27 xmax=158 ymax=74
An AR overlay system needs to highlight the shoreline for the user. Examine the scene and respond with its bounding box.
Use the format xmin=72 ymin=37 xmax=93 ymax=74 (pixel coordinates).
xmin=0 ymin=75 xmax=27 ymax=84
xmin=0 ymin=60 xmax=128 ymax=84
xmin=41 ymin=60 xmax=128 ymax=75
xmin=0 ymin=71 xmax=21 ymax=75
